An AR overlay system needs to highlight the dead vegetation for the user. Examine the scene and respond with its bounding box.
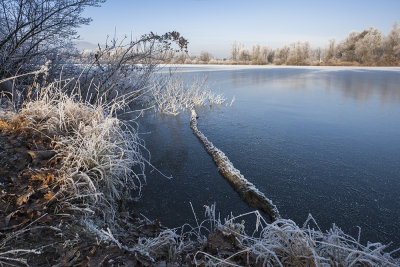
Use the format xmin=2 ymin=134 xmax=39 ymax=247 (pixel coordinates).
xmin=151 ymin=75 xmax=226 ymax=115
xmin=191 ymin=206 xmax=400 ymax=266
xmin=4 ymin=78 xmax=146 ymax=218
xmin=0 ymin=75 xmax=152 ymax=265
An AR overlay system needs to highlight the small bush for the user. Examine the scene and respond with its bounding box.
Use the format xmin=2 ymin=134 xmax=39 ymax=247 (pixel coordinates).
xmin=6 ymin=77 xmax=146 ymax=220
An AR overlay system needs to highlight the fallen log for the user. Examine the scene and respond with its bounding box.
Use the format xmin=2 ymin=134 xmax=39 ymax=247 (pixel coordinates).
xmin=190 ymin=108 xmax=281 ymax=222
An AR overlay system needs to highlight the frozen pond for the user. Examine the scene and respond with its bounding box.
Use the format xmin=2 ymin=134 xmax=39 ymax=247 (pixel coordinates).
xmin=135 ymin=65 xmax=400 ymax=247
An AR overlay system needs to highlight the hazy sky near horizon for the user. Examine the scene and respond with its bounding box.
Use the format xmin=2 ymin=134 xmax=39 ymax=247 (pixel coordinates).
xmin=77 ymin=0 xmax=400 ymax=58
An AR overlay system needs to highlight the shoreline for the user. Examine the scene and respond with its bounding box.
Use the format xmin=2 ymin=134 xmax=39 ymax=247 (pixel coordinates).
xmin=1 ymin=103 xmax=400 ymax=265
xmin=160 ymin=63 xmax=400 ymax=72
xmin=1 ymin=75 xmax=399 ymax=265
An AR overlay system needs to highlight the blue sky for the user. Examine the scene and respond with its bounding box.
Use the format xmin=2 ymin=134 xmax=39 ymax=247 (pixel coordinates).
xmin=77 ymin=0 xmax=400 ymax=57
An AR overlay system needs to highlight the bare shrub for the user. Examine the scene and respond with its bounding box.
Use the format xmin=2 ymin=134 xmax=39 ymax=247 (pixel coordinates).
xmin=76 ymin=32 xmax=188 ymax=106
xmin=0 ymin=0 xmax=105 ymax=81
xmin=150 ymin=75 xmax=225 ymax=115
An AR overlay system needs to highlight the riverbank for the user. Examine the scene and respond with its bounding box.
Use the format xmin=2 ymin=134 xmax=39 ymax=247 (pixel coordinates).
xmin=0 ymin=109 xmax=177 ymax=265
xmin=160 ymin=64 xmax=400 ymax=73
xmin=1 ymin=80 xmax=399 ymax=266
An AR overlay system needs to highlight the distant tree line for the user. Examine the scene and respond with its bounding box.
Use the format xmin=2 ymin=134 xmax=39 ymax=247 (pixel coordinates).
xmin=164 ymin=23 xmax=400 ymax=66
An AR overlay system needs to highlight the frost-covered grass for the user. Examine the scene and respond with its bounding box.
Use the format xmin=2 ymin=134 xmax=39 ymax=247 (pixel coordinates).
xmin=191 ymin=205 xmax=400 ymax=266
xmin=4 ymin=77 xmax=146 ymax=220
xmin=98 ymin=204 xmax=399 ymax=266
xmin=150 ymin=75 xmax=226 ymax=115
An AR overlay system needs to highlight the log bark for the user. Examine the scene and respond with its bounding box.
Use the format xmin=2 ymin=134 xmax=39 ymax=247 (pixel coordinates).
xmin=190 ymin=109 xmax=281 ymax=222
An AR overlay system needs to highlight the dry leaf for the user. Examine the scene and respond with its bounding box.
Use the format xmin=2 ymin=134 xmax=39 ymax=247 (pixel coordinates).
xmin=31 ymin=173 xmax=46 ymax=182
xmin=31 ymin=173 xmax=55 ymax=185
xmin=5 ymin=210 xmax=19 ymax=226
xmin=46 ymin=174 xmax=55 ymax=184
xmin=16 ymin=190 xmax=34 ymax=206
xmin=0 ymin=120 xmax=9 ymax=129
xmin=38 ymin=184 xmax=49 ymax=191
xmin=44 ymin=191 xmax=55 ymax=200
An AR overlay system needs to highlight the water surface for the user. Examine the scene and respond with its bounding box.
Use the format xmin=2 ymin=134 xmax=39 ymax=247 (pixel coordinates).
xmin=136 ymin=66 xmax=400 ymax=247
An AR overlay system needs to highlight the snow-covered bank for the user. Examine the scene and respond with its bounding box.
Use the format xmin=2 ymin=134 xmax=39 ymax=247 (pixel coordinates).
xmin=159 ymin=64 xmax=400 ymax=73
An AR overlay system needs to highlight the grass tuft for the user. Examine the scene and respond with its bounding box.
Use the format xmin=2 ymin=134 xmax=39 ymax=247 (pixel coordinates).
xmin=4 ymin=78 xmax=146 ymax=219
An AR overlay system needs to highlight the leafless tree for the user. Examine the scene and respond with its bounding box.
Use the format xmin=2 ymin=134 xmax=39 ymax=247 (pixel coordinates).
xmin=251 ymin=44 xmax=261 ymax=64
xmin=230 ymin=41 xmax=239 ymax=62
xmin=382 ymin=22 xmax=400 ymax=65
xmin=312 ymin=47 xmax=322 ymax=64
xmin=173 ymin=51 xmax=188 ymax=64
xmin=287 ymin=41 xmax=311 ymax=65
xmin=336 ymin=31 xmax=359 ymax=62
xmin=199 ymin=51 xmax=212 ymax=63
xmin=238 ymin=47 xmax=250 ymax=62
xmin=261 ymin=45 xmax=269 ymax=64
xmin=273 ymin=45 xmax=290 ymax=65
xmin=0 ymin=0 xmax=106 ymax=79
xmin=324 ymin=39 xmax=336 ymax=63
xmin=0 ymin=0 xmax=189 ymax=106
xmin=354 ymin=27 xmax=383 ymax=64
xmin=77 ymin=31 xmax=188 ymax=105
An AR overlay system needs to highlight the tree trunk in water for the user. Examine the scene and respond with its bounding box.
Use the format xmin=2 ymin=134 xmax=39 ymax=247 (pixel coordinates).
xmin=190 ymin=108 xmax=281 ymax=222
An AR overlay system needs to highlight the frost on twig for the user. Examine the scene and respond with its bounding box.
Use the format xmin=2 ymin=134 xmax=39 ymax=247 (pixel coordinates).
xmin=189 ymin=108 xmax=281 ymax=222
